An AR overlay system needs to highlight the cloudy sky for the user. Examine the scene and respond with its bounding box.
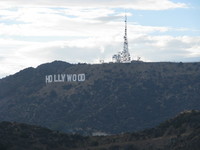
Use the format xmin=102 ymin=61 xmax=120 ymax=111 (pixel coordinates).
xmin=0 ymin=0 xmax=199 ymax=78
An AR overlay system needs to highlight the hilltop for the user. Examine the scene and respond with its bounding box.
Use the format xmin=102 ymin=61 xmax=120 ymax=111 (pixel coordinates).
xmin=0 ymin=61 xmax=200 ymax=134
xmin=0 ymin=110 xmax=200 ymax=150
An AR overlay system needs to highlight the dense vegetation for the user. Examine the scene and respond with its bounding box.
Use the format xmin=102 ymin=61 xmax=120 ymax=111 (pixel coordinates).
xmin=0 ymin=61 xmax=200 ymax=134
xmin=0 ymin=110 xmax=200 ymax=150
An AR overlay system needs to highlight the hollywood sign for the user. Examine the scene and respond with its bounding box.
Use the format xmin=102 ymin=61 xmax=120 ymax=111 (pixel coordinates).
xmin=45 ymin=74 xmax=85 ymax=84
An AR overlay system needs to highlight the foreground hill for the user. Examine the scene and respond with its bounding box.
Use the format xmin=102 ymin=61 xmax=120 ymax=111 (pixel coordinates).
xmin=0 ymin=110 xmax=200 ymax=150
xmin=0 ymin=61 xmax=200 ymax=134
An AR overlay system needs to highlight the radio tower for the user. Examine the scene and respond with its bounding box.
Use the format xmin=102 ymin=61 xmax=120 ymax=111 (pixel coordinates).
xmin=121 ymin=13 xmax=131 ymax=62
xmin=112 ymin=13 xmax=131 ymax=63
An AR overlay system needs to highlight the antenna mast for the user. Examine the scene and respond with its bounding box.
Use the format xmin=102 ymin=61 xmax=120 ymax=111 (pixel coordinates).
xmin=112 ymin=12 xmax=131 ymax=63
xmin=122 ymin=13 xmax=131 ymax=62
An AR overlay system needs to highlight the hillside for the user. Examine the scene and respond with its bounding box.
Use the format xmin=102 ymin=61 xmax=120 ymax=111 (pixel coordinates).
xmin=0 ymin=110 xmax=200 ymax=150
xmin=0 ymin=61 xmax=200 ymax=134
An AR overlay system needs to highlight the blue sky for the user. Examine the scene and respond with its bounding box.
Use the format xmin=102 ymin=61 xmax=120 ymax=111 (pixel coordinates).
xmin=0 ymin=0 xmax=200 ymax=78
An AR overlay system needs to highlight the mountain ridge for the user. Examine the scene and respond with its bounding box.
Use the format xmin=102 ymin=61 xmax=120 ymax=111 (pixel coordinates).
xmin=0 ymin=61 xmax=200 ymax=135
xmin=0 ymin=110 xmax=199 ymax=150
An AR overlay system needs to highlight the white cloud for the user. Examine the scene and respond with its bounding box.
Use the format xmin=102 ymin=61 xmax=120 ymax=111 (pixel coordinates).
xmin=0 ymin=7 xmax=119 ymax=37
xmin=0 ymin=0 xmax=187 ymax=10
xmin=129 ymin=35 xmax=200 ymax=61
xmin=0 ymin=6 xmax=170 ymax=38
